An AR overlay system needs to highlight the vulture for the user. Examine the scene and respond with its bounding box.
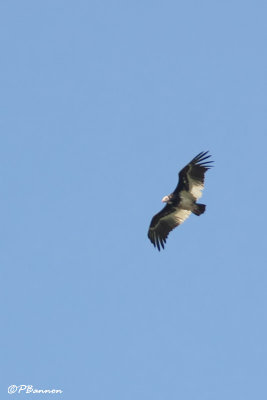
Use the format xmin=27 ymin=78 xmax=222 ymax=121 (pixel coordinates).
xmin=148 ymin=151 xmax=213 ymax=251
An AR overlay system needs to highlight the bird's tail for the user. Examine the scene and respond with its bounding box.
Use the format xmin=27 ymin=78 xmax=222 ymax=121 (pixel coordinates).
xmin=192 ymin=203 xmax=206 ymax=216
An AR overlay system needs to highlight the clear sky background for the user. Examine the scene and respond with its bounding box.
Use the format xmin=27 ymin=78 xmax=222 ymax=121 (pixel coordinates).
xmin=1 ymin=1 xmax=267 ymax=399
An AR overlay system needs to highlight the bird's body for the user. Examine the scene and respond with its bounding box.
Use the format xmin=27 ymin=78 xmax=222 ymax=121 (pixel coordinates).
xmin=148 ymin=151 xmax=213 ymax=250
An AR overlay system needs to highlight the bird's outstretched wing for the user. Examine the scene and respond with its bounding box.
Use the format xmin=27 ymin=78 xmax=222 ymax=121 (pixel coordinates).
xmin=148 ymin=205 xmax=191 ymax=251
xmin=174 ymin=151 xmax=213 ymax=201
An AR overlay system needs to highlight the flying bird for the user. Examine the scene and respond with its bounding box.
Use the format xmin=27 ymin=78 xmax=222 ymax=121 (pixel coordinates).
xmin=148 ymin=151 xmax=213 ymax=251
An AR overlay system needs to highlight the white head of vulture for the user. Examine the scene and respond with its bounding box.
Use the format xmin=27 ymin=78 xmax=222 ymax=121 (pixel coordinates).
xmin=148 ymin=151 xmax=213 ymax=251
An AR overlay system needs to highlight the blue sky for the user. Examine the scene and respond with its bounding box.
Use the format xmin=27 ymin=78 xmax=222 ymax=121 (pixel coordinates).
xmin=1 ymin=1 xmax=267 ymax=399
